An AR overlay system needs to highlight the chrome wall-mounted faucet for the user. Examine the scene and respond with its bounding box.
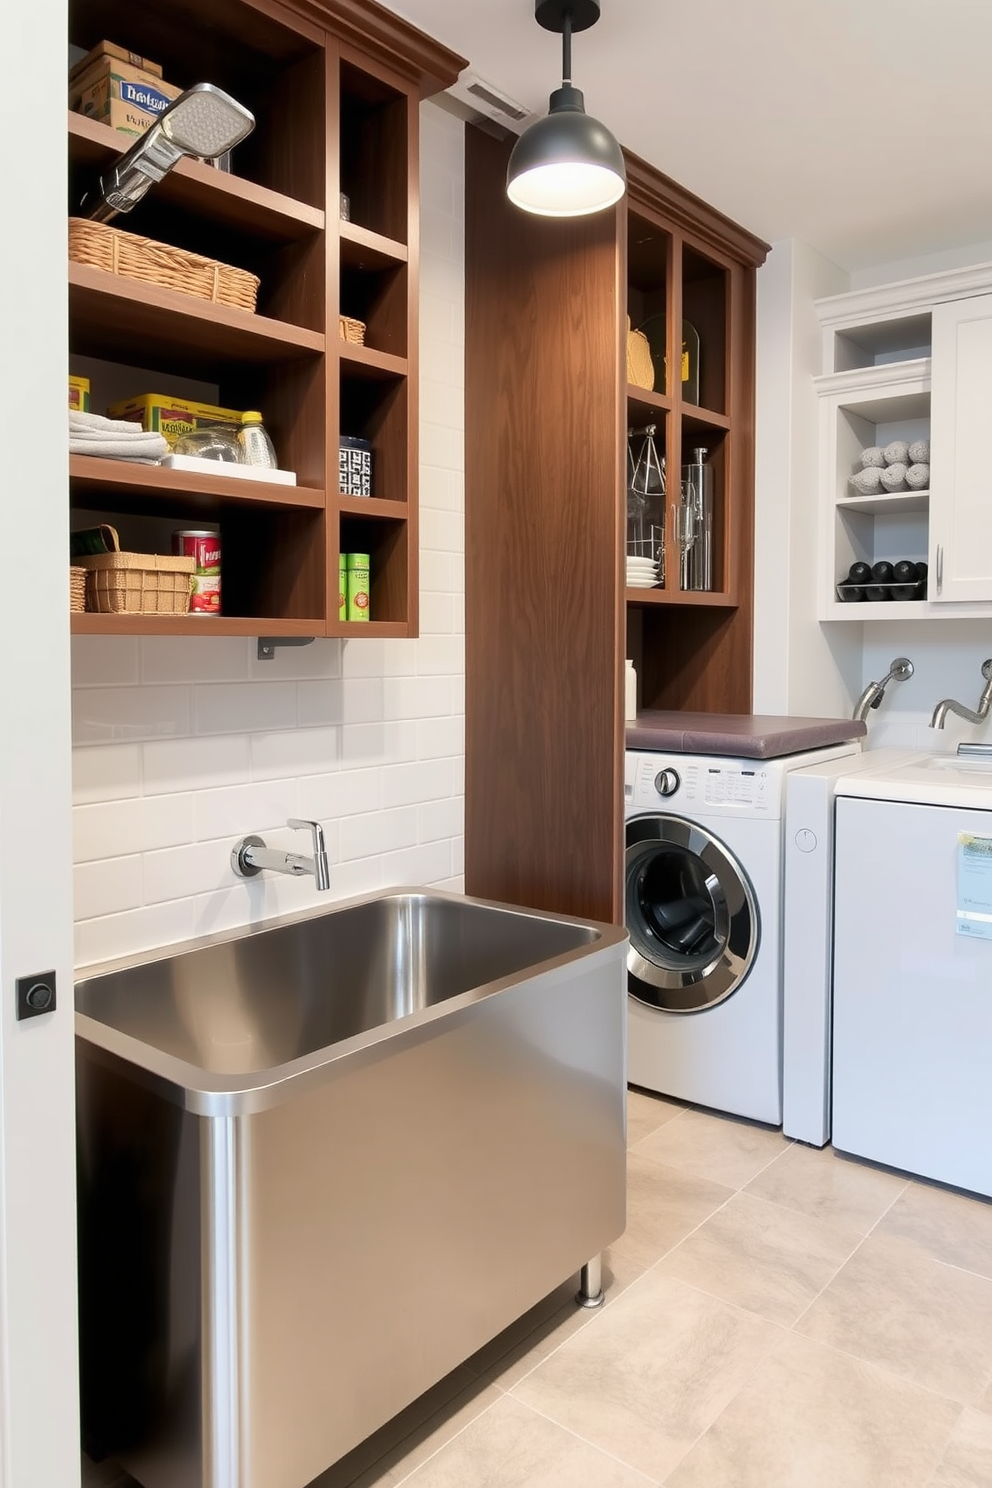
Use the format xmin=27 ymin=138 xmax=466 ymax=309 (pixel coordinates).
xmin=930 ymin=659 xmax=992 ymax=730
xmin=852 ymin=656 xmax=914 ymax=722
xmin=231 ymin=818 xmax=331 ymax=891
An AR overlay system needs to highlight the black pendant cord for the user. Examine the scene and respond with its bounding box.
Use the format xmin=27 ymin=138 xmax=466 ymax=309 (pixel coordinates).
xmin=561 ymin=12 xmax=572 ymax=84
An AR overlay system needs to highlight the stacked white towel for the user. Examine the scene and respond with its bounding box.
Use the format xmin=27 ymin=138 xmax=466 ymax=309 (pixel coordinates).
xmin=70 ymin=409 xmax=169 ymax=463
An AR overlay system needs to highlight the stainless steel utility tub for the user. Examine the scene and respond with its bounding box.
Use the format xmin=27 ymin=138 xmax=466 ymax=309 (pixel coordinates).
xmin=76 ymin=887 xmax=628 ymax=1488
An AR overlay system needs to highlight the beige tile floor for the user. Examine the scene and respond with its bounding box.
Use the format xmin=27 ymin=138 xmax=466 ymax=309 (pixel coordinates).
xmin=84 ymin=1087 xmax=992 ymax=1488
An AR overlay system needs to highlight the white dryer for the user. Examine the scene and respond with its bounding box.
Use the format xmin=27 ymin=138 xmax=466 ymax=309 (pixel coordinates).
xmin=625 ymin=742 xmax=860 ymax=1125
xmin=833 ymin=752 xmax=992 ymax=1196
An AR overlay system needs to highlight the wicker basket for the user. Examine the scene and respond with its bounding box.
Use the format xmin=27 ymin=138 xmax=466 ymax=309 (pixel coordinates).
xmin=339 ymin=315 xmax=367 ymax=345
xmin=68 ymin=218 xmax=260 ymax=312
xmin=70 ymin=566 xmax=87 ymax=612
xmin=80 ymin=552 xmax=196 ymax=615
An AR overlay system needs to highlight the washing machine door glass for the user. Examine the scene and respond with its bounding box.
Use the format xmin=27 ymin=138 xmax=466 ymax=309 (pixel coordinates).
xmin=625 ymin=814 xmax=759 ymax=1012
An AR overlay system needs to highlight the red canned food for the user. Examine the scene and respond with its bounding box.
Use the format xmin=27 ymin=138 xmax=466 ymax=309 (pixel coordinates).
xmin=172 ymin=529 xmax=221 ymax=615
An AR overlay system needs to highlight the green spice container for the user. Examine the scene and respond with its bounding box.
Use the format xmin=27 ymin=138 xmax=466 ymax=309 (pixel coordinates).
xmin=346 ymin=552 xmax=370 ymax=622
xmin=338 ymin=552 xmax=347 ymax=622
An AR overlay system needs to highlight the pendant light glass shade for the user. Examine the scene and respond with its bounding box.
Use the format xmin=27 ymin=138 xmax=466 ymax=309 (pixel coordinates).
xmin=506 ymin=2 xmax=625 ymax=218
xmin=507 ymin=85 xmax=626 ymax=216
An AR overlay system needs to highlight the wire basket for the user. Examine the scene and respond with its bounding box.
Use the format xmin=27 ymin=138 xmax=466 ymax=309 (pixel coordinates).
xmin=339 ymin=315 xmax=367 ymax=344
xmin=79 ymin=552 xmax=196 ymax=615
xmin=68 ymin=218 xmax=260 ymax=312
xmin=70 ymin=566 xmax=87 ymax=612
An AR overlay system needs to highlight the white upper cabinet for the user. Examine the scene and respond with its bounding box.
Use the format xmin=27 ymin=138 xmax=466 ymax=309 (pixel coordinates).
xmin=815 ymin=262 xmax=992 ymax=621
xmin=929 ymin=293 xmax=992 ymax=603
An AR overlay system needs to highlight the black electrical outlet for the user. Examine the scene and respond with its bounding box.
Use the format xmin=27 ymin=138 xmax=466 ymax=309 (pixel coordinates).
xmin=16 ymin=971 xmax=57 ymax=1021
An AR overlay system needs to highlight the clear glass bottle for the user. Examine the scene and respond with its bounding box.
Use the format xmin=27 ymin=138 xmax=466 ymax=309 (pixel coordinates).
xmin=237 ymin=411 xmax=278 ymax=469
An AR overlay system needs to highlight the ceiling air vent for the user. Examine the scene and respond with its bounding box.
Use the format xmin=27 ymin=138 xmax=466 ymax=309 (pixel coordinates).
xmin=445 ymin=72 xmax=536 ymax=134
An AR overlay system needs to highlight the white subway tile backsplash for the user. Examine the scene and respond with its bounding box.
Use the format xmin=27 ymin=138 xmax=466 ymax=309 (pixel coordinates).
xmin=74 ymin=794 xmax=194 ymax=863
xmin=68 ymin=96 xmax=465 ymax=963
xmin=418 ymin=592 xmax=454 ymax=635
xmin=418 ymin=796 xmax=463 ymax=844
xmin=75 ymin=899 xmax=197 ymax=970
xmin=192 ymin=780 xmax=301 ymax=841
xmin=382 ymin=759 xmax=457 ymax=809
xmin=143 ymin=841 xmax=235 ymax=905
xmin=420 ymin=506 xmax=464 ymax=554
xmin=72 ymin=743 xmax=142 ymax=805
xmin=303 ymin=767 xmax=382 ymax=819
xmin=383 ymin=676 xmax=451 ymax=720
xmin=249 ymin=727 xmax=339 ymax=781
xmin=415 ymin=635 xmax=465 ymax=676
xmin=73 ymin=685 xmax=191 ymax=745
xmin=141 ymin=635 xmax=250 ymax=683
xmin=417 ymin=715 xmax=464 ymax=760
xmin=71 ymin=635 xmax=140 ymax=686
xmin=339 ymin=806 xmax=418 ymax=862
xmin=298 ymin=677 xmax=384 ymax=728
xmin=194 ymin=681 xmax=297 ymax=735
xmin=144 ymin=734 xmax=250 ymax=795
xmin=340 ymin=719 xmax=419 ymax=765
xmin=74 ymin=857 xmax=142 ymax=921
xmin=381 ymin=840 xmax=452 ymax=885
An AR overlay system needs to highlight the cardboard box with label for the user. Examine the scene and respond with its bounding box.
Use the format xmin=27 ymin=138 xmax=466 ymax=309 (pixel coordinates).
xmin=69 ymin=50 xmax=182 ymax=139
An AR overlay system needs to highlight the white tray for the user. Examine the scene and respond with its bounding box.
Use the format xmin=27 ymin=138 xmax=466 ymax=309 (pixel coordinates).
xmin=161 ymin=453 xmax=297 ymax=486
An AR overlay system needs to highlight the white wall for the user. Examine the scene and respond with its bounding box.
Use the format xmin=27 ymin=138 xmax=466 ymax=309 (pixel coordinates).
xmin=753 ymin=238 xmax=861 ymax=718
xmin=0 ymin=1 xmax=81 ymax=1483
xmin=71 ymin=103 xmax=466 ymax=969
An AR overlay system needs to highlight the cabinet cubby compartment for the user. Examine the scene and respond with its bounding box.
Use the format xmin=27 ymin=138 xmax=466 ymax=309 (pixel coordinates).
xmin=627 ymin=213 xmax=670 ymax=398
xmin=339 ymin=378 xmax=408 ymax=505
xmin=337 ymin=514 xmax=409 ymax=629
xmin=682 ymin=245 xmax=728 ymax=415
xmin=339 ymin=63 xmax=409 ymax=245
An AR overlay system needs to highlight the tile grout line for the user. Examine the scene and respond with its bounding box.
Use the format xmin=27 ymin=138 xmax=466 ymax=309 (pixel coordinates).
xmin=501 ymin=1394 xmax=663 ymax=1487
xmin=788 ymin=1174 xmax=911 ymax=1332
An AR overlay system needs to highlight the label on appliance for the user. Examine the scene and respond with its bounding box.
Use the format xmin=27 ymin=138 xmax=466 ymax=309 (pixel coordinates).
xmin=956 ymin=832 xmax=992 ymax=940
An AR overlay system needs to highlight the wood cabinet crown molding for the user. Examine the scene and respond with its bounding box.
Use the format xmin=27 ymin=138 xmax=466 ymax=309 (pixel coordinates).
xmin=259 ymin=0 xmax=467 ymax=92
xmin=624 ymin=149 xmax=769 ymax=267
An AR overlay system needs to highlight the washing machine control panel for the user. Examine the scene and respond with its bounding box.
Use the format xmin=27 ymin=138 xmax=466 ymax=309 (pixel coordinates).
xmin=626 ymin=752 xmax=779 ymax=816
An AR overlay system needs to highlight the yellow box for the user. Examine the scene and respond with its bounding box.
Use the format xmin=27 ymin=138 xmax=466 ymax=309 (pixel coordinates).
xmin=107 ymin=394 xmax=244 ymax=450
xmin=70 ymin=58 xmax=182 ymax=137
xmin=69 ymin=40 xmax=164 ymax=84
xmin=69 ymin=376 xmax=91 ymax=413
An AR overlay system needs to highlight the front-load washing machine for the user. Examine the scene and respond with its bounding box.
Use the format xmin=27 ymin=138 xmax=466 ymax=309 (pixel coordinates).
xmin=625 ymin=742 xmax=860 ymax=1124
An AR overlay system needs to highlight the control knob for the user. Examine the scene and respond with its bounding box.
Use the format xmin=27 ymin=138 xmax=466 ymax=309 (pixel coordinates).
xmin=654 ymin=767 xmax=680 ymax=797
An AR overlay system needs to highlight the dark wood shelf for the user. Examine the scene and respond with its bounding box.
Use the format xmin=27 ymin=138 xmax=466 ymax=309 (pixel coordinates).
xmin=340 ymin=221 xmax=408 ymax=270
xmin=625 ymin=587 xmax=738 ymax=608
xmin=683 ymin=404 xmax=732 ymax=432
xmin=70 ymin=454 xmax=324 ymax=512
xmin=339 ymin=342 xmax=408 ymax=380
xmin=626 ymin=383 xmax=671 ymax=414
xmin=337 ymin=495 xmax=408 ymax=519
xmin=328 ymin=620 xmax=414 ymax=638
xmin=69 ymin=262 xmax=324 ymax=371
xmin=68 ymin=112 xmax=325 ymax=243
xmin=71 ymin=614 xmax=323 ymax=637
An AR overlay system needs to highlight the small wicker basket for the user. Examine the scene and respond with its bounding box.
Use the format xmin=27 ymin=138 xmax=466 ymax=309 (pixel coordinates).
xmin=80 ymin=551 xmax=196 ymax=615
xmin=339 ymin=315 xmax=367 ymax=345
xmin=70 ymin=566 xmax=87 ymax=613
xmin=68 ymin=218 xmax=260 ymax=312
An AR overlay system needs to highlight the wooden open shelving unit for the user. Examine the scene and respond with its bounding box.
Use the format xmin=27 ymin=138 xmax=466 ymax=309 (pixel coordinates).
xmin=67 ymin=0 xmax=465 ymax=639
xmin=464 ymin=129 xmax=768 ymax=925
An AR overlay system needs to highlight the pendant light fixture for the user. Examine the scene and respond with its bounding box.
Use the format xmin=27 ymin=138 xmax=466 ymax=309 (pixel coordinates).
xmin=507 ymin=0 xmax=626 ymax=218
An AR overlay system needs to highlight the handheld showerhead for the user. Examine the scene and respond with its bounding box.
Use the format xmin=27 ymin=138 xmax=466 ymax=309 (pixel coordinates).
xmin=79 ymin=83 xmax=255 ymax=223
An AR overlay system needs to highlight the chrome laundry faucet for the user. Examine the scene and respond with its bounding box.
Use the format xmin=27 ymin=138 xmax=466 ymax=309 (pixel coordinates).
xmin=231 ymin=818 xmax=331 ymax=891
xmin=852 ymin=656 xmax=914 ymax=722
xmin=930 ymin=659 xmax=992 ymax=730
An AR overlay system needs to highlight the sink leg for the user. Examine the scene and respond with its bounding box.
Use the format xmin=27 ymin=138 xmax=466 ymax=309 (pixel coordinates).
xmin=576 ymin=1255 xmax=605 ymax=1309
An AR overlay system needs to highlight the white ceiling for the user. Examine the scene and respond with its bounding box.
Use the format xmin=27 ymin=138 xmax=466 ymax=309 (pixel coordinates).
xmin=381 ymin=0 xmax=992 ymax=273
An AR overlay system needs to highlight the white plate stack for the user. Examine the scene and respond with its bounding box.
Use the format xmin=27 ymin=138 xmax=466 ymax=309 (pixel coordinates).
xmin=626 ymin=555 xmax=660 ymax=588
